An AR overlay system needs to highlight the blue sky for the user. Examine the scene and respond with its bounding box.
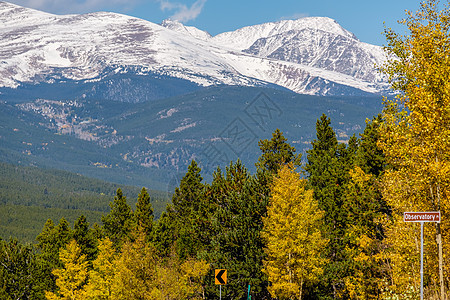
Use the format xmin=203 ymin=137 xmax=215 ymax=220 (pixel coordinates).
xmin=10 ymin=0 xmax=424 ymax=46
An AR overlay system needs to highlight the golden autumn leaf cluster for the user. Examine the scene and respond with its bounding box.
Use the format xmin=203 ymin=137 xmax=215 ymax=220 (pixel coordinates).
xmin=262 ymin=164 xmax=327 ymax=300
xmin=379 ymin=0 xmax=450 ymax=298
xmin=45 ymin=232 xmax=209 ymax=300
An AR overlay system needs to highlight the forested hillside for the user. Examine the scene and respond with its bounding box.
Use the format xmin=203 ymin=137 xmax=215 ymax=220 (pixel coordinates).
xmin=0 ymin=162 xmax=168 ymax=242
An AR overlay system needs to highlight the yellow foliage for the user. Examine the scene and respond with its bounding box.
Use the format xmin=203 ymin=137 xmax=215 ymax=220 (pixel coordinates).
xmin=342 ymin=166 xmax=386 ymax=299
xmin=110 ymin=232 xmax=209 ymax=300
xmin=380 ymin=0 xmax=450 ymax=297
xmin=45 ymin=240 xmax=88 ymax=300
xmin=262 ymin=163 xmax=327 ymax=300
xmin=84 ymin=238 xmax=117 ymax=300
xmin=46 ymin=230 xmax=209 ymax=300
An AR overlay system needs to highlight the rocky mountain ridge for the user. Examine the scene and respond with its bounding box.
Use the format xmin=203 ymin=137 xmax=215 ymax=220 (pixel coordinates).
xmin=0 ymin=1 xmax=388 ymax=97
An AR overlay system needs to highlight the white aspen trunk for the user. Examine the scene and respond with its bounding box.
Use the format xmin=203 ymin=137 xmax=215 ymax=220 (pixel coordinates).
xmin=435 ymin=179 xmax=445 ymax=300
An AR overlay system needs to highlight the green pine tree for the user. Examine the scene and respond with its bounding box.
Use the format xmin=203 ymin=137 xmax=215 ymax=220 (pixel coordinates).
xmin=36 ymin=218 xmax=73 ymax=295
xmin=134 ymin=187 xmax=154 ymax=240
xmin=255 ymin=128 xmax=301 ymax=175
xmin=152 ymin=208 xmax=177 ymax=258
xmin=356 ymin=115 xmax=386 ymax=177
xmin=36 ymin=218 xmax=72 ymax=268
xmin=170 ymin=160 xmax=205 ymax=259
xmin=0 ymin=239 xmax=44 ymax=300
xmin=73 ymin=215 xmax=98 ymax=262
xmin=203 ymin=161 xmax=270 ymax=299
xmin=305 ymin=114 xmax=355 ymax=299
xmin=101 ymin=188 xmax=133 ymax=248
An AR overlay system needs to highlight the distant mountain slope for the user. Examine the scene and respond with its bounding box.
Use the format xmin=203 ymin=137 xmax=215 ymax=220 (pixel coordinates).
xmin=0 ymin=85 xmax=384 ymax=190
xmin=0 ymin=1 xmax=388 ymax=96
xmin=0 ymin=100 xmax=170 ymax=188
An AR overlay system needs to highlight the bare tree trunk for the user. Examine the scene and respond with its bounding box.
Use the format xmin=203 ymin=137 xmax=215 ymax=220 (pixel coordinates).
xmin=435 ymin=180 xmax=445 ymax=300
xmin=289 ymin=252 xmax=292 ymax=285
xmin=436 ymin=222 xmax=444 ymax=300
xmin=430 ymin=169 xmax=445 ymax=300
xmin=299 ymin=276 xmax=303 ymax=300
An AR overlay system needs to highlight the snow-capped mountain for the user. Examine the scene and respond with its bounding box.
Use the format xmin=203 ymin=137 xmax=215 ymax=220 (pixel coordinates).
xmin=211 ymin=17 xmax=357 ymax=50
xmin=161 ymin=19 xmax=212 ymax=41
xmin=241 ymin=19 xmax=385 ymax=84
xmin=0 ymin=1 xmax=388 ymax=96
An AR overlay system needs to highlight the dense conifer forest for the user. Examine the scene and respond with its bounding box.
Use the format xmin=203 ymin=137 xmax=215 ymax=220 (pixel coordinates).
xmin=0 ymin=162 xmax=168 ymax=242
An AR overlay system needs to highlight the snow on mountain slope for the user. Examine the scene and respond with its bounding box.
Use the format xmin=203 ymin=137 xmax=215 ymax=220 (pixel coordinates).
xmin=211 ymin=17 xmax=357 ymax=50
xmin=213 ymin=17 xmax=386 ymax=90
xmin=0 ymin=1 xmax=259 ymax=88
xmin=243 ymin=27 xmax=386 ymax=84
xmin=161 ymin=19 xmax=211 ymax=41
xmin=0 ymin=1 xmax=388 ymax=96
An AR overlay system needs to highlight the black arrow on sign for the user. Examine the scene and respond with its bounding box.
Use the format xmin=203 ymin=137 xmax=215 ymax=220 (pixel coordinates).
xmin=216 ymin=269 xmax=226 ymax=284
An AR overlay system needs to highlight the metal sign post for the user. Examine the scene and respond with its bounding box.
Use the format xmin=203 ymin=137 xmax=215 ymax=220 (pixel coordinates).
xmin=420 ymin=221 xmax=424 ymax=300
xmin=404 ymin=211 xmax=441 ymax=300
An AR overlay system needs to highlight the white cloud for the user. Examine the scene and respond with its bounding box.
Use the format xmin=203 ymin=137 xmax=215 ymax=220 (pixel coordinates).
xmin=8 ymin=0 xmax=139 ymax=14
xmin=157 ymin=0 xmax=207 ymax=23
xmin=9 ymin=0 xmax=207 ymax=22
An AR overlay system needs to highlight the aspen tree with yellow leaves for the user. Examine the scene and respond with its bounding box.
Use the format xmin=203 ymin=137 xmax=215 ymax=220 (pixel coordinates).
xmin=84 ymin=238 xmax=117 ymax=300
xmin=262 ymin=164 xmax=326 ymax=300
xmin=380 ymin=0 xmax=450 ymax=298
xmin=45 ymin=240 xmax=88 ymax=300
xmin=111 ymin=231 xmax=209 ymax=300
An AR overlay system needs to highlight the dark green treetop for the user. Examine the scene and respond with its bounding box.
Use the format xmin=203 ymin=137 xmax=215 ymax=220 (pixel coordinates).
xmin=256 ymin=128 xmax=301 ymax=175
xmin=356 ymin=115 xmax=386 ymax=177
xmin=135 ymin=187 xmax=154 ymax=240
xmin=73 ymin=215 xmax=98 ymax=262
xmin=0 ymin=239 xmax=48 ymax=300
xmin=101 ymin=188 xmax=134 ymax=248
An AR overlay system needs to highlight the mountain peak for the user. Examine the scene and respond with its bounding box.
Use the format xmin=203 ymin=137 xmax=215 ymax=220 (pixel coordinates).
xmin=283 ymin=17 xmax=357 ymax=40
xmin=0 ymin=1 xmax=387 ymax=96
xmin=211 ymin=16 xmax=358 ymax=51
xmin=161 ymin=18 xmax=211 ymax=40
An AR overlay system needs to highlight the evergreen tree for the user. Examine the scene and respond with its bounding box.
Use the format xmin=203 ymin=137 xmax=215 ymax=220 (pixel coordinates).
xmin=134 ymin=187 xmax=154 ymax=239
xmin=256 ymin=128 xmax=301 ymax=175
xmin=73 ymin=215 xmax=98 ymax=262
xmin=356 ymin=115 xmax=386 ymax=177
xmin=36 ymin=218 xmax=73 ymax=269
xmin=305 ymin=114 xmax=355 ymax=299
xmin=172 ymin=160 xmax=203 ymax=218
xmin=170 ymin=160 xmax=205 ymax=259
xmin=36 ymin=219 xmax=57 ymax=263
xmin=203 ymin=161 xmax=270 ymax=299
xmin=101 ymin=188 xmax=133 ymax=248
xmin=152 ymin=208 xmax=177 ymax=258
xmin=35 ymin=218 xmax=73 ymax=295
xmin=91 ymin=223 xmax=104 ymax=241
xmin=0 ymin=239 xmax=44 ymax=299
